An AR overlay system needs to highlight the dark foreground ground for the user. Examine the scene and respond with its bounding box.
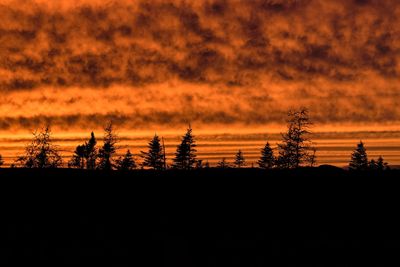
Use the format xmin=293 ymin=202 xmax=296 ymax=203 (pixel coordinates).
xmin=2 ymin=166 xmax=400 ymax=266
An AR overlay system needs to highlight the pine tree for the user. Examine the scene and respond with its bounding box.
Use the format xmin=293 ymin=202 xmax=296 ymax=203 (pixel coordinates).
xmin=116 ymin=150 xmax=136 ymax=171
xmin=349 ymin=141 xmax=368 ymax=171
xmin=15 ymin=126 xmax=63 ymax=168
xmin=97 ymin=122 xmax=118 ymax=171
xmin=258 ymin=142 xmax=274 ymax=169
xmin=0 ymin=154 xmax=4 ymax=168
xmin=68 ymin=144 xmax=86 ymax=169
xmin=276 ymin=108 xmax=315 ymax=169
xmin=85 ymin=132 xmax=97 ymax=170
xmin=141 ymin=134 xmax=165 ymax=170
xmin=173 ymin=125 xmax=197 ymax=170
xmin=234 ymin=150 xmax=245 ymax=168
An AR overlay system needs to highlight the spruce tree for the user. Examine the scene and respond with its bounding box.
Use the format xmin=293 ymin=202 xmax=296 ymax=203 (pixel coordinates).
xmin=116 ymin=150 xmax=136 ymax=171
xmin=276 ymin=108 xmax=315 ymax=169
xmin=376 ymin=156 xmax=389 ymax=171
xmin=349 ymin=141 xmax=368 ymax=171
xmin=0 ymin=154 xmax=4 ymax=167
xmin=97 ymin=123 xmax=118 ymax=171
xmin=234 ymin=150 xmax=245 ymax=168
xmin=258 ymin=142 xmax=274 ymax=169
xmin=85 ymin=132 xmax=97 ymax=170
xmin=141 ymin=134 xmax=164 ymax=170
xmin=173 ymin=125 xmax=197 ymax=170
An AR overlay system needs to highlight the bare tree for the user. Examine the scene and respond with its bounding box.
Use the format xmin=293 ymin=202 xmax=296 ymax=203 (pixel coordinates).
xmin=15 ymin=126 xmax=63 ymax=168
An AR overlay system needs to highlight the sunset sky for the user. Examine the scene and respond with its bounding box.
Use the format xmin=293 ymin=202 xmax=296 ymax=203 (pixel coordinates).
xmin=0 ymin=0 xmax=399 ymax=134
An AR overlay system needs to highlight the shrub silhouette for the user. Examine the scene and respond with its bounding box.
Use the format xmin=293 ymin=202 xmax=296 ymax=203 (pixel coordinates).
xmin=258 ymin=142 xmax=274 ymax=169
xmin=68 ymin=144 xmax=86 ymax=169
xmin=217 ymin=158 xmax=230 ymax=169
xmin=97 ymin=122 xmax=118 ymax=171
xmin=173 ymin=125 xmax=197 ymax=170
xmin=234 ymin=150 xmax=245 ymax=168
xmin=276 ymin=108 xmax=315 ymax=169
xmin=15 ymin=126 xmax=63 ymax=168
xmin=141 ymin=134 xmax=165 ymax=170
xmin=116 ymin=150 xmax=137 ymax=171
xmin=0 ymin=154 xmax=3 ymax=167
xmin=349 ymin=141 xmax=369 ymax=171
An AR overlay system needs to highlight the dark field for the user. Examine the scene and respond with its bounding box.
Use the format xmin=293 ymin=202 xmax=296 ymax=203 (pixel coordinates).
xmin=2 ymin=167 xmax=400 ymax=266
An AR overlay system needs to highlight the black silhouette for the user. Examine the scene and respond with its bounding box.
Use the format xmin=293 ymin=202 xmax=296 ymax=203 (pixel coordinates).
xmin=97 ymin=123 xmax=118 ymax=171
xmin=85 ymin=132 xmax=98 ymax=170
xmin=276 ymin=108 xmax=315 ymax=169
xmin=0 ymin=154 xmax=3 ymax=167
xmin=15 ymin=126 xmax=63 ymax=168
xmin=349 ymin=141 xmax=369 ymax=171
xmin=115 ymin=150 xmax=136 ymax=171
xmin=234 ymin=150 xmax=245 ymax=168
xmin=217 ymin=157 xmax=230 ymax=168
xmin=141 ymin=134 xmax=165 ymax=170
xmin=258 ymin=142 xmax=275 ymax=169
xmin=68 ymin=144 xmax=86 ymax=169
xmin=173 ymin=125 xmax=197 ymax=170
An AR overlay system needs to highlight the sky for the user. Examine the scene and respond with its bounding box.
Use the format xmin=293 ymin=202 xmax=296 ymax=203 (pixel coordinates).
xmin=0 ymin=0 xmax=399 ymax=134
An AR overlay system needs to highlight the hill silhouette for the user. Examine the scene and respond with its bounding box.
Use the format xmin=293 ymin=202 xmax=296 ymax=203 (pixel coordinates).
xmin=3 ymin=167 xmax=400 ymax=266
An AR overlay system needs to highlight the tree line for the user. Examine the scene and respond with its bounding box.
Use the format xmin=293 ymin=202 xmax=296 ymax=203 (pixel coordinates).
xmin=0 ymin=108 xmax=391 ymax=171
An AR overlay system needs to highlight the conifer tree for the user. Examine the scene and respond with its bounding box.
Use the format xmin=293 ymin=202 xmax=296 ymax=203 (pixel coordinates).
xmin=376 ymin=156 xmax=389 ymax=171
xmin=234 ymin=150 xmax=245 ymax=168
xmin=349 ymin=141 xmax=369 ymax=171
xmin=0 ymin=154 xmax=4 ymax=167
xmin=97 ymin=122 xmax=118 ymax=171
xmin=276 ymin=108 xmax=315 ymax=169
xmin=173 ymin=125 xmax=197 ymax=170
xmin=116 ymin=150 xmax=136 ymax=171
xmin=258 ymin=142 xmax=275 ymax=169
xmin=85 ymin=132 xmax=97 ymax=170
xmin=141 ymin=134 xmax=164 ymax=170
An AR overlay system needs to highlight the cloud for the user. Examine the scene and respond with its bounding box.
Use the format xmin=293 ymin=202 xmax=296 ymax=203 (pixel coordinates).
xmin=0 ymin=0 xmax=399 ymax=131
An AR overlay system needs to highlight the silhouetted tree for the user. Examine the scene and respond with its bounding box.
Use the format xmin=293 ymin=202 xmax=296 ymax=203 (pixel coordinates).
xmin=141 ymin=134 xmax=164 ymax=170
xmin=116 ymin=150 xmax=136 ymax=171
xmin=15 ymin=126 xmax=63 ymax=168
xmin=0 ymin=154 xmax=4 ymax=167
xmin=68 ymin=144 xmax=86 ymax=169
xmin=97 ymin=122 xmax=118 ymax=171
xmin=376 ymin=156 xmax=389 ymax=171
xmin=85 ymin=132 xmax=97 ymax=170
xmin=349 ymin=141 xmax=368 ymax=171
xmin=173 ymin=125 xmax=197 ymax=170
xmin=276 ymin=108 xmax=315 ymax=169
xmin=204 ymin=160 xmax=210 ymax=168
xmin=234 ymin=150 xmax=245 ymax=168
xmin=258 ymin=142 xmax=274 ymax=169
xmin=217 ymin=158 xmax=229 ymax=169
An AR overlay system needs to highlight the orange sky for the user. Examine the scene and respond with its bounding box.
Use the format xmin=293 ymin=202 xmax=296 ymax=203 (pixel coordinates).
xmin=0 ymin=0 xmax=399 ymax=134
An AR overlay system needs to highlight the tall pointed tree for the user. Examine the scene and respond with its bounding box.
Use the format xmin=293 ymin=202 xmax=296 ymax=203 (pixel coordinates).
xmin=234 ymin=150 xmax=245 ymax=168
xmin=258 ymin=142 xmax=275 ymax=169
xmin=141 ymin=134 xmax=165 ymax=170
xmin=276 ymin=108 xmax=315 ymax=169
xmin=349 ymin=141 xmax=369 ymax=171
xmin=97 ymin=122 xmax=118 ymax=171
xmin=173 ymin=125 xmax=197 ymax=170
xmin=116 ymin=150 xmax=137 ymax=171
xmin=85 ymin=132 xmax=97 ymax=170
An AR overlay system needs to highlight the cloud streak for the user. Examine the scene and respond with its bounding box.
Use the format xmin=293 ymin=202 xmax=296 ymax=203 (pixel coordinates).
xmin=0 ymin=0 xmax=399 ymax=131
